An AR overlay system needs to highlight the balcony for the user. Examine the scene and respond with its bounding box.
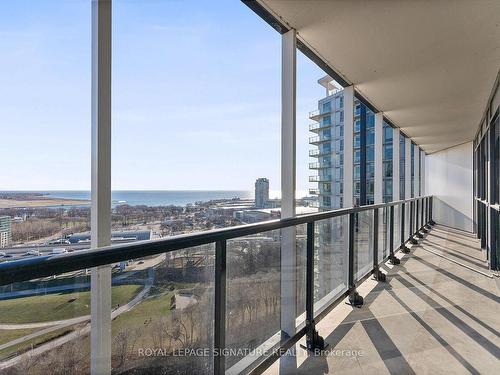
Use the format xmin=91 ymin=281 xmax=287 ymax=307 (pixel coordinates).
xmin=309 ymin=122 xmax=332 ymax=133
xmin=309 ymin=175 xmax=332 ymax=182
xmin=309 ymin=148 xmax=332 ymax=158
xmin=1 ymin=197 xmax=480 ymax=375
xmin=309 ymin=135 xmax=332 ymax=145
xmin=308 ymin=109 xmax=331 ymax=121
xmin=309 ymin=188 xmax=332 ymax=195
xmin=309 ymin=161 xmax=332 ymax=169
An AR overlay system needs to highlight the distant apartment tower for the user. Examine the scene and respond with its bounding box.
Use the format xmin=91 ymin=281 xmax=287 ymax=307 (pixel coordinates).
xmin=0 ymin=216 xmax=12 ymax=248
xmin=255 ymin=178 xmax=269 ymax=208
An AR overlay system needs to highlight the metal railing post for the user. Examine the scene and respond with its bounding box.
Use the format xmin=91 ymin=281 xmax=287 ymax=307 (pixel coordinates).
xmin=400 ymin=203 xmax=410 ymax=253
xmin=372 ymin=208 xmax=386 ymax=281
xmin=303 ymin=222 xmax=326 ymax=351
xmin=348 ymin=213 xmax=363 ymax=306
xmin=409 ymin=200 xmax=418 ymax=244
xmin=214 ymin=240 xmax=227 ymax=375
xmin=388 ymin=205 xmax=400 ymax=264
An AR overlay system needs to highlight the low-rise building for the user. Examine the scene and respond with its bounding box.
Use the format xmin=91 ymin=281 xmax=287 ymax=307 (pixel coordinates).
xmin=0 ymin=216 xmax=12 ymax=248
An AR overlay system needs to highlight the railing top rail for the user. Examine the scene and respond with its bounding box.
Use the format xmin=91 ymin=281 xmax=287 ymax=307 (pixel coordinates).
xmin=0 ymin=195 xmax=432 ymax=286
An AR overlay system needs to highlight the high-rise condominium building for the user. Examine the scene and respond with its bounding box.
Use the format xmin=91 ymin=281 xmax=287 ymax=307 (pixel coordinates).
xmin=309 ymin=75 xmax=421 ymax=210
xmin=255 ymin=178 xmax=269 ymax=208
xmin=0 ymin=216 xmax=12 ymax=248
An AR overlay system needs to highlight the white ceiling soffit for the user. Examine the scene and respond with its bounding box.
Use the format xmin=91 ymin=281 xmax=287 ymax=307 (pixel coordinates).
xmin=258 ymin=0 xmax=500 ymax=153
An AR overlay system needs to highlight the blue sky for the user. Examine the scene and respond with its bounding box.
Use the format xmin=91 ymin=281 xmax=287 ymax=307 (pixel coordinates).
xmin=0 ymin=0 xmax=324 ymax=195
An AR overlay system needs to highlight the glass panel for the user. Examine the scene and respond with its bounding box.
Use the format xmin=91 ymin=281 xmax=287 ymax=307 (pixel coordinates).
xmin=111 ymin=245 xmax=215 ymax=374
xmin=378 ymin=207 xmax=388 ymax=262
xmin=315 ymin=216 xmax=349 ymax=305
xmin=393 ymin=204 xmax=401 ymax=251
xmin=0 ymin=269 xmax=91 ymax=371
xmin=295 ymin=224 xmax=308 ymax=329
xmin=354 ymin=210 xmax=374 ymax=280
xmin=225 ymin=230 xmax=281 ymax=370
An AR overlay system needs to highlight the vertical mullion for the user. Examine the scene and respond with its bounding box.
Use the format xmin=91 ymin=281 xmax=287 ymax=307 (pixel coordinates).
xmin=214 ymin=240 xmax=227 ymax=375
xmin=90 ymin=1 xmax=112 ymax=374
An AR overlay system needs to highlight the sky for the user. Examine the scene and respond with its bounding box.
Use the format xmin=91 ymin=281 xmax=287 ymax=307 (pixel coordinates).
xmin=0 ymin=0 xmax=325 ymax=194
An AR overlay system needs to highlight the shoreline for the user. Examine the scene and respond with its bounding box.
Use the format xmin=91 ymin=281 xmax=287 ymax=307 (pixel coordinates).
xmin=0 ymin=198 xmax=90 ymax=209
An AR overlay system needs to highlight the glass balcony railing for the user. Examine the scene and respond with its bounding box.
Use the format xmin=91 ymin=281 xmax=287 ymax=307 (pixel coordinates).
xmin=309 ymin=162 xmax=332 ymax=169
xmin=309 ymin=122 xmax=332 ymax=132
xmin=308 ymin=109 xmax=320 ymax=119
xmin=309 ymin=149 xmax=332 ymax=157
xmin=309 ymin=175 xmax=332 ymax=182
xmin=309 ymin=135 xmax=332 ymax=145
xmin=309 ymin=109 xmax=332 ymax=120
xmin=309 ymin=188 xmax=332 ymax=195
xmin=0 ymin=197 xmax=434 ymax=375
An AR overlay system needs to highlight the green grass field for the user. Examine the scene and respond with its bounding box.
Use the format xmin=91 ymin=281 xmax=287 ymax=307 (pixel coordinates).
xmin=0 ymin=285 xmax=142 ymax=324
xmin=0 ymin=328 xmax=41 ymax=346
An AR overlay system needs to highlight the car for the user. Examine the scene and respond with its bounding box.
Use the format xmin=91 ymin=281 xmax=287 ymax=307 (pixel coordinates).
xmin=51 ymin=248 xmax=68 ymax=255
xmin=0 ymin=251 xmax=6 ymax=258
xmin=25 ymin=249 xmax=41 ymax=256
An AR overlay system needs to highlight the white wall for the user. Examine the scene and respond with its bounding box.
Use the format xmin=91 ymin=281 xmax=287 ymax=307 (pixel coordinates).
xmin=426 ymin=142 xmax=473 ymax=232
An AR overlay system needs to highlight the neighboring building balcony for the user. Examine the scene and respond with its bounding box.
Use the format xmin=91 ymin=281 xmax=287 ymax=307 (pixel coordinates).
xmin=309 ymin=135 xmax=332 ymax=145
xmin=309 ymin=161 xmax=332 ymax=169
xmin=309 ymin=188 xmax=332 ymax=195
xmin=309 ymin=175 xmax=332 ymax=182
xmin=309 ymin=122 xmax=332 ymax=133
xmin=308 ymin=109 xmax=331 ymax=121
xmin=309 ymin=148 xmax=332 ymax=157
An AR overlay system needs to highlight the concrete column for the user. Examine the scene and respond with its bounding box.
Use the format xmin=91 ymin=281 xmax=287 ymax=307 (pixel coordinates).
xmin=393 ymin=128 xmax=400 ymax=201
xmin=90 ymin=1 xmax=112 ymax=374
xmin=374 ymin=113 xmax=383 ymax=203
xmin=343 ymin=86 xmax=354 ymax=207
xmin=405 ymin=137 xmax=411 ymax=199
xmin=280 ymin=29 xmax=297 ymax=374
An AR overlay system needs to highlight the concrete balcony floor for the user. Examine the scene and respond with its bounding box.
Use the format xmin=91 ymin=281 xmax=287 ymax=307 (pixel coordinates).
xmin=265 ymin=225 xmax=500 ymax=374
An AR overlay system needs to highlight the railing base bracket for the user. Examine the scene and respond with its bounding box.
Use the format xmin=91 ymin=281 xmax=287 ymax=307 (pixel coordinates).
xmin=425 ymin=224 xmax=432 ymax=230
xmin=420 ymin=228 xmax=428 ymax=234
xmin=429 ymin=220 xmax=436 ymax=226
xmin=302 ymin=320 xmax=328 ymax=352
xmin=374 ymin=269 xmax=386 ymax=282
xmin=400 ymin=245 xmax=411 ymax=254
xmin=389 ymin=254 xmax=401 ymax=265
xmin=347 ymin=290 xmax=364 ymax=307
xmin=410 ymin=238 xmax=419 ymax=245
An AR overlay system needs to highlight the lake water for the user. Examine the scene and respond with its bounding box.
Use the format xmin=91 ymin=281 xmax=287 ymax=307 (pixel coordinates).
xmin=7 ymin=190 xmax=255 ymax=207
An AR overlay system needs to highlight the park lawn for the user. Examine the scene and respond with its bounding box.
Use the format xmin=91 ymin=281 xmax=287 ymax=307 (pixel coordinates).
xmin=112 ymin=290 xmax=174 ymax=338
xmin=0 ymin=328 xmax=42 ymax=346
xmin=0 ymin=285 xmax=143 ymax=324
